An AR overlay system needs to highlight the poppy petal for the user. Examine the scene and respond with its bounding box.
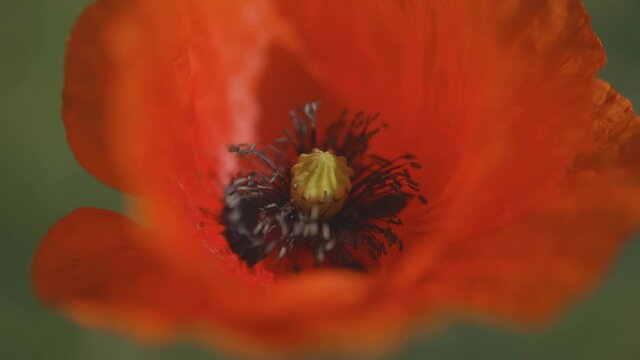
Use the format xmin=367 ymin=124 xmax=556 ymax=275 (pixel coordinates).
xmin=32 ymin=208 xmax=260 ymax=349
xmin=271 ymin=0 xmax=488 ymax=199
xmin=271 ymin=0 xmax=606 ymax=229
xmin=32 ymin=208 xmax=188 ymax=337
xmin=31 ymin=208 xmax=377 ymax=354
xmin=62 ymin=1 xmax=129 ymax=189
xmin=398 ymin=80 xmax=640 ymax=321
xmin=63 ymin=0 xmax=276 ymax=191
xmin=435 ymin=0 xmax=608 ymax=240
xmin=61 ymin=0 xmax=285 ymax=277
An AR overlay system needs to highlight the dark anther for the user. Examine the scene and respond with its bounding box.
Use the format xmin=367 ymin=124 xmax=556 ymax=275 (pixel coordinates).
xmin=221 ymin=102 xmax=427 ymax=272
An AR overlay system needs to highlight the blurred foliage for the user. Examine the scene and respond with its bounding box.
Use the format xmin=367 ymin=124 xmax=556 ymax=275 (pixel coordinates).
xmin=0 ymin=0 xmax=638 ymax=359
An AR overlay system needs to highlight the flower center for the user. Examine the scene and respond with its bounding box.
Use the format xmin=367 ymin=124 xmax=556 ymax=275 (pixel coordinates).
xmin=221 ymin=102 xmax=427 ymax=273
xmin=290 ymin=149 xmax=353 ymax=219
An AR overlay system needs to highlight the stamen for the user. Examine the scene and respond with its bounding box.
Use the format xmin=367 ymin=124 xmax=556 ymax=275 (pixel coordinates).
xmin=221 ymin=102 xmax=427 ymax=273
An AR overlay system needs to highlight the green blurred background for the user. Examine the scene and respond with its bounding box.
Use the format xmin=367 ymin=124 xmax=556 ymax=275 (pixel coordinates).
xmin=1 ymin=1 xmax=638 ymax=359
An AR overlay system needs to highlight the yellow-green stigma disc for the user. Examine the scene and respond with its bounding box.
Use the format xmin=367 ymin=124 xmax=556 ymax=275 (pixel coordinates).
xmin=290 ymin=149 xmax=353 ymax=219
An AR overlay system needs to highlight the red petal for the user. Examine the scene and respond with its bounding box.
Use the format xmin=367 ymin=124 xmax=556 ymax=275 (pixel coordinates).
xmin=271 ymin=1 xmax=486 ymax=198
xmin=271 ymin=0 xmax=606 ymax=231
xmin=397 ymin=80 xmax=640 ymax=322
xmin=32 ymin=208 xmax=270 ymax=351
xmin=63 ymin=2 xmax=128 ymax=189
xmin=63 ymin=0 xmax=275 ymax=191
xmin=32 ymin=208 xmax=204 ymax=337
xmin=62 ymin=0 xmax=283 ymax=276
xmin=31 ymin=208 xmax=385 ymax=353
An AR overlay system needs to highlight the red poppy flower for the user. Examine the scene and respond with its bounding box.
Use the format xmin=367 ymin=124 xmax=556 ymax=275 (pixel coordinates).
xmin=33 ymin=0 xmax=640 ymax=357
